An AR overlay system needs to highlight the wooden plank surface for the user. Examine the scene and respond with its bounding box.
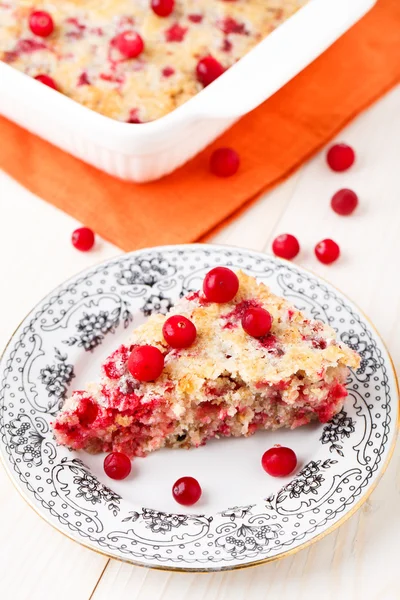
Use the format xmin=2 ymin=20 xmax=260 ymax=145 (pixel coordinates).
xmin=0 ymin=85 xmax=398 ymax=600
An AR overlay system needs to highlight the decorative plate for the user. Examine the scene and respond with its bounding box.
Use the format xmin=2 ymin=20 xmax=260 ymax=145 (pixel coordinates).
xmin=0 ymin=244 xmax=397 ymax=572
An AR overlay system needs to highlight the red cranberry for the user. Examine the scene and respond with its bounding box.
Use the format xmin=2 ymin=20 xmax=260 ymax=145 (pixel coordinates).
xmin=172 ymin=476 xmax=202 ymax=506
xmin=111 ymin=30 xmax=144 ymax=59
xmin=104 ymin=452 xmax=132 ymax=480
xmin=203 ymin=267 xmax=239 ymax=303
xmin=221 ymin=39 xmax=232 ymax=52
xmin=188 ymin=14 xmax=203 ymax=23
xmin=128 ymin=345 xmax=164 ymax=381
xmin=331 ymin=189 xmax=358 ymax=215
xmin=127 ymin=108 xmax=142 ymax=123
xmin=77 ymin=398 xmax=98 ymax=427
xmin=29 ymin=11 xmax=54 ymax=37
xmin=210 ymin=148 xmax=240 ymax=177
xmin=151 ymin=0 xmax=174 ymax=17
xmin=71 ymin=227 xmax=95 ymax=251
xmin=315 ymin=239 xmax=340 ymax=264
xmin=34 ymin=74 xmax=58 ymax=90
xmin=326 ymin=143 xmax=355 ymax=172
xmin=218 ymin=17 xmax=246 ymax=34
xmin=261 ymin=446 xmax=297 ymax=477
xmin=77 ymin=72 xmax=90 ymax=86
xmin=242 ymin=307 xmax=272 ymax=338
xmin=196 ymin=55 xmax=224 ymax=86
xmin=272 ymin=234 xmax=300 ymax=260
xmin=162 ymin=66 xmax=175 ymax=77
xmin=165 ymin=23 xmax=187 ymax=42
xmin=163 ymin=315 xmax=197 ymax=348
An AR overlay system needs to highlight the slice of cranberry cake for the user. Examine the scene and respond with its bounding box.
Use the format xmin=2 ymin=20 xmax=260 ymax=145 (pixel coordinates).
xmin=53 ymin=269 xmax=360 ymax=458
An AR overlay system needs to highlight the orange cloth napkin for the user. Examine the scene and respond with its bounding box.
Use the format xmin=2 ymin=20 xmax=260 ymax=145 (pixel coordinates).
xmin=0 ymin=0 xmax=399 ymax=251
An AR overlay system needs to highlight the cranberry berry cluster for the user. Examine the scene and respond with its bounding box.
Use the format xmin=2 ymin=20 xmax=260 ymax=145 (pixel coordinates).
xmin=272 ymin=142 xmax=358 ymax=265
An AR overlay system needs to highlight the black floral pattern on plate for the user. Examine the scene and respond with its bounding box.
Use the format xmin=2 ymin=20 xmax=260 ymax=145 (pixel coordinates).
xmin=8 ymin=414 xmax=45 ymax=467
xmin=266 ymin=459 xmax=338 ymax=507
xmin=121 ymin=508 xmax=193 ymax=534
xmin=216 ymin=523 xmax=282 ymax=556
xmin=71 ymin=461 xmax=121 ymax=516
xmin=219 ymin=505 xmax=254 ymax=521
xmin=116 ymin=254 xmax=176 ymax=287
xmin=63 ymin=302 xmax=132 ymax=352
xmin=320 ymin=410 xmax=355 ymax=456
xmin=141 ymin=293 xmax=173 ymax=317
xmin=39 ymin=348 xmax=74 ymax=412
xmin=341 ymin=332 xmax=379 ymax=381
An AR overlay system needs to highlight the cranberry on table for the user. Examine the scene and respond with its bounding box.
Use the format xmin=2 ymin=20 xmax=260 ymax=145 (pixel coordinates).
xmin=326 ymin=143 xmax=355 ymax=172
xmin=331 ymin=188 xmax=358 ymax=215
xmin=210 ymin=148 xmax=240 ymax=177
xmin=128 ymin=345 xmax=164 ymax=381
xmin=151 ymin=0 xmax=174 ymax=17
xmin=315 ymin=238 xmax=340 ymax=264
xmin=196 ymin=55 xmax=224 ymax=86
xmin=203 ymin=267 xmax=239 ymax=303
xmin=29 ymin=10 xmax=54 ymax=37
xmin=111 ymin=30 xmax=144 ymax=59
xmin=71 ymin=227 xmax=95 ymax=251
xmin=272 ymin=234 xmax=300 ymax=260
xmin=262 ymin=446 xmax=297 ymax=477
xmin=34 ymin=74 xmax=58 ymax=90
xmin=104 ymin=452 xmax=132 ymax=480
xmin=242 ymin=307 xmax=272 ymax=338
xmin=163 ymin=315 xmax=197 ymax=348
xmin=172 ymin=476 xmax=202 ymax=506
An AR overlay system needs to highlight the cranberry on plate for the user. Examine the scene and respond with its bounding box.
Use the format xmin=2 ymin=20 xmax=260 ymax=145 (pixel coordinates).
xmin=203 ymin=267 xmax=239 ymax=303
xmin=29 ymin=10 xmax=54 ymax=37
xmin=128 ymin=345 xmax=164 ymax=381
xmin=262 ymin=446 xmax=297 ymax=477
xmin=326 ymin=143 xmax=355 ymax=172
xmin=272 ymin=234 xmax=300 ymax=260
xmin=104 ymin=452 xmax=132 ymax=480
xmin=314 ymin=238 xmax=340 ymax=264
xmin=163 ymin=315 xmax=197 ymax=348
xmin=210 ymin=148 xmax=240 ymax=177
xmin=71 ymin=227 xmax=95 ymax=251
xmin=172 ymin=476 xmax=202 ymax=505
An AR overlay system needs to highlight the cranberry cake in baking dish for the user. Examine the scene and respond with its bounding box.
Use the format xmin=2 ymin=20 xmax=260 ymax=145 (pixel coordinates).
xmin=53 ymin=269 xmax=360 ymax=458
xmin=0 ymin=0 xmax=307 ymax=123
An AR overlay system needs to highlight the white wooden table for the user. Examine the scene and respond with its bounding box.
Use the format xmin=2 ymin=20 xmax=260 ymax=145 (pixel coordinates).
xmin=0 ymin=85 xmax=399 ymax=600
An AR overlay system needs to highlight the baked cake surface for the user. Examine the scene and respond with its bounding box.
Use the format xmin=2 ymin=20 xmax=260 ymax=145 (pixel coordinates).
xmin=53 ymin=271 xmax=360 ymax=457
xmin=0 ymin=0 xmax=307 ymax=122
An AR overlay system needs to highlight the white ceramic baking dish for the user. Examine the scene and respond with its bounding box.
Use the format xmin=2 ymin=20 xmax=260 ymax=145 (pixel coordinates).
xmin=0 ymin=0 xmax=375 ymax=183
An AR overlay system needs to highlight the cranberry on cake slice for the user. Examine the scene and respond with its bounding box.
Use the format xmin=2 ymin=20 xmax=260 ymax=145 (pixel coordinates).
xmin=29 ymin=11 xmax=54 ymax=38
xmin=53 ymin=270 xmax=360 ymax=459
